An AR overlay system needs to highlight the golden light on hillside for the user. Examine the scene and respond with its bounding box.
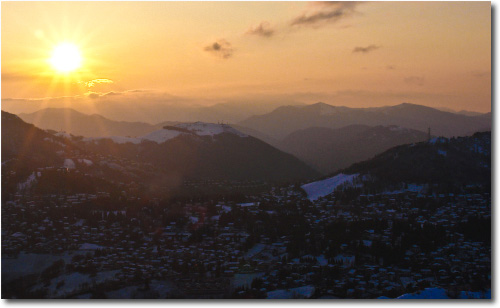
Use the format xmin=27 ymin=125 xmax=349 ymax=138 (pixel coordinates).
xmin=49 ymin=42 xmax=82 ymax=73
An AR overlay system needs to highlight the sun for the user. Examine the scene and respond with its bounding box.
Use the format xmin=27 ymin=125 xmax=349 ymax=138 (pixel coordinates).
xmin=49 ymin=42 xmax=82 ymax=73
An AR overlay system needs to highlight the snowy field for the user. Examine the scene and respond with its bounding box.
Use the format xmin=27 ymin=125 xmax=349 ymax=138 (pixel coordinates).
xmin=382 ymin=184 xmax=425 ymax=195
xmin=32 ymin=270 xmax=120 ymax=298
xmin=2 ymin=252 xmax=75 ymax=283
xmin=266 ymin=285 xmax=315 ymax=299
xmin=301 ymin=173 xmax=359 ymax=201
xmin=83 ymin=122 xmax=247 ymax=145
xmin=379 ymin=288 xmax=491 ymax=299
xmin=244 ymin=243 xmax=266 ymax=259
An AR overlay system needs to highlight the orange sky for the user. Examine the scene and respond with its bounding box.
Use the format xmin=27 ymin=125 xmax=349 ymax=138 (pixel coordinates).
xmin=1 ymin=1 xmax=492 ymax=114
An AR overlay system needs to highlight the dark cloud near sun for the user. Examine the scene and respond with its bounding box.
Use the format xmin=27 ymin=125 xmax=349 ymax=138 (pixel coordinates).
xmin=246 ymin=22 xmax=275 ymax=37
xmin=204 ymin=39 xmax=234 ymax=59
xmin=353 ymin=45 xmax=380 ymax=53
xmin=404 ymin=76 xmax=425 ymax=86
xmin=290 ymin=1 xmax=360 ymax=27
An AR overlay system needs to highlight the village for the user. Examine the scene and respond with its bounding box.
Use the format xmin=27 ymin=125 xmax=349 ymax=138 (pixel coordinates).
xmin=1 ymin=181 xmax=491 ymax=299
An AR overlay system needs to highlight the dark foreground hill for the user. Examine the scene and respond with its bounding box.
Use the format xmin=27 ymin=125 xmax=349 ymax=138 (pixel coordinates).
xmin=2 ymin=111 xmax=67 ymax=170
xmin=301 ymin=131 xmax=491 ymax=200
xmin=344 ymin=131 xmax=491 ymax=189
xmin=78 ymin=123 xmax=320 ymax=182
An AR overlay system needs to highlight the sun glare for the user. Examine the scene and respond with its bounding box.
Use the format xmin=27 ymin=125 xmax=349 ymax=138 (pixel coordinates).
xmin=49 ymin=42 xmax=82 ymax=73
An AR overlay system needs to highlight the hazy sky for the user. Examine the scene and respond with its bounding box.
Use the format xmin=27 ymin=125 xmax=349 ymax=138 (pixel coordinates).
xmin=1 ymin=1 xmax=491 ymax=113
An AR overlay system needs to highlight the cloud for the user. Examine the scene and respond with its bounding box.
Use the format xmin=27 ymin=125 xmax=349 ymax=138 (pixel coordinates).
xmin=203 ymin=39 xmax=234 ymax=59
xmin=246 ymin=22 xmax=275 ymax=37
xmin=290 ymin=1 xmax=360 ymax=27
xmin=83 ymin=78 xmax=114 ymax=88
xmin=87 ymin=92 xmax=100 ymax=99
xmin=404 ymin=76 xmax=425 ymax=86
xmin=353 ymin=44 xmax=380 ymax=53
xmin=86 ymin=91 xmax=123 ymax=99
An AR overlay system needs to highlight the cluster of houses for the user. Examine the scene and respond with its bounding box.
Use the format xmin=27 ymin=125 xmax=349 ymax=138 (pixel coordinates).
xmin=2 ymin=183 xmax=491 ymax=298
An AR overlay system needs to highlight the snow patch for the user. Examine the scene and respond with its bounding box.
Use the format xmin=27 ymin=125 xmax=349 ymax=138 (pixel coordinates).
xmin=245 ymin=244 xmax=266 ymax=259
xmin=395 ymin=287 xmax=491 ymax=299
xmin=82 ymin=122 xmax=248 ymax=145
xmin=63 ymin=159 xmax=76 ymax=169
xmin=17 ymin=172 xmax=37 ymax=191
xmin=383 ymin=184 xmax=424 ymax=195
xmin=55 ymin=131 xmax=71 ymax=139
xmin=78 ymin=243 xmax=105 ymax=250
xmin=83 ymin=136 xmax=142 ymax=144
xmin=267 ymin=285 xmax=315 ymax=299
xmin=77 ymin=159 xmax=93 ymax=166
xmin=316 ymin=255 xmax=328 ymax=266
xmin=176 ymin=122 xmax=248 ymax=137
xmin=301 ymin=173 xmax=359 ymax=201
xmin=141 ymin=129 xmax=182 ymax=143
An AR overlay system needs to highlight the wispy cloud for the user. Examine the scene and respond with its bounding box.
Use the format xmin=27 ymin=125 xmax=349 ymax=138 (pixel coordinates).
xmin=246 ymin=22 xmax=275 ymax=37
xmin=290 ymin=1 xmax=360 ymax=27
xmin=86 ymin=91 xmax=123 ymax=99
xmin=204 ymin=39 xmax=234 ymax=59
xmin=404 ymin=76 xmax=425 ymax=86
xmin=82 ymin=78 xmax=114 ymax=88
xmin=353 ymin=44 xmax=380 ymax=54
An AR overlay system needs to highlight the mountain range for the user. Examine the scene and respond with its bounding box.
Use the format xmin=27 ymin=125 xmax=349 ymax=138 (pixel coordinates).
xmin=239 ymin=102 xmax=491 ymax=139
xmin=18 ymin=108 xmax=166 ymax=138
xmin=13 ymin=102 xmax=491 ymax=177
xmin=301 ymin=131 xmax=491 ymax=200
xmin=2 ymin=111 xmax=319 ymax=198
xmin=76 ymin=122 xmax=320 ymax=182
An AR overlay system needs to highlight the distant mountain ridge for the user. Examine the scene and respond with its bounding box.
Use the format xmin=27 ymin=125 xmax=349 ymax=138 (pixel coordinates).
xmin=4 ymin=99 xmax=305 ymax=124
xmin=2 ymin=111 xmax=320 ymax=197
xmin=17 ymin=108 xmax=162 ymax=138
xmin=239 ymin=102 xmax=491 ymax=139
xmin=281 ymin=125 xmax=430 ymax=174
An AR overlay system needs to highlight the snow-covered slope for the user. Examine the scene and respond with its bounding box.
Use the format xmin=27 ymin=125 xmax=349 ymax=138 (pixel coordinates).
xmin=141 ymin=129 xmax=182 ymax=143
xmin=176 ymin=122 xmax=247 ymax=137
xmin=380 ymin=287 xmax=491 ymax=299
xmin=266 ymin=285 xmax=315 ymax=299
xmin=301 ymin=173 xmax=359 ymax=201
xmin=83 ymin=122 xmax=247 ymax=144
